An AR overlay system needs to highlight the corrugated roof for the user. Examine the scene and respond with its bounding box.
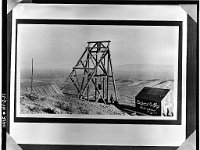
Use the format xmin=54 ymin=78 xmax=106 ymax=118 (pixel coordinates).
xmin=135 ymin=87 xmax=170 ymax=102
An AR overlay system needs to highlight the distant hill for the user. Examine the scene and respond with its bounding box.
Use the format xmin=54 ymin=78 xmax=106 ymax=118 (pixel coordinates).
xmin=20 ymin=69 xmax=71 ymax=80
xmin=113 ymin=64 xmax=174 ymax=81
xmin=21 ymin=64 xmax=174 ymax=81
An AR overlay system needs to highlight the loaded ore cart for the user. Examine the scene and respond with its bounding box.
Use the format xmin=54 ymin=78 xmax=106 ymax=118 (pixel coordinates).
xmin=61 ymin=41 xmax=117 ymax=104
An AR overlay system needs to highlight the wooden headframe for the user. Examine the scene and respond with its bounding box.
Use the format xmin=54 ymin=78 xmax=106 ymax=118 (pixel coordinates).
xmin=61 ymin=41 xmax=117 ymax=104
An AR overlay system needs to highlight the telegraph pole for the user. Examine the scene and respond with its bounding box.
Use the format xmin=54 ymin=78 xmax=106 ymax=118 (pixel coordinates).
xmin=30 ymin=58 xmax=33 ymax=94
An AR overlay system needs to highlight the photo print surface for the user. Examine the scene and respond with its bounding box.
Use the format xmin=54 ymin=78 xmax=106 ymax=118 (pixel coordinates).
xmin=15 ymin=20 xmax=182 ymax=123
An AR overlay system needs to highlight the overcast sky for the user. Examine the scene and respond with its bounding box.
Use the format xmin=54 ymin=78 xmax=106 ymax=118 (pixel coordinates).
xmin=18 ymin=24 xmax=178 ymax=71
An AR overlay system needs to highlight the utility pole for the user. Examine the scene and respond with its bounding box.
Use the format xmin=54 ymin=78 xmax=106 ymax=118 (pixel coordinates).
xmin=30 ymin=58 xmax=33 ymax=94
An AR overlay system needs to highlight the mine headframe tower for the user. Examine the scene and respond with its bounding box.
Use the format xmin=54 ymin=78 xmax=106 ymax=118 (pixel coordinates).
xmin=61 ymin=41 xmax=117 ymax=104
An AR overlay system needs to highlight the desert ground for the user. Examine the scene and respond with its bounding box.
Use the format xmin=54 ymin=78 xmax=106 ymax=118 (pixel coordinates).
xmin=20 ymin=78 xmax=174 ymax=116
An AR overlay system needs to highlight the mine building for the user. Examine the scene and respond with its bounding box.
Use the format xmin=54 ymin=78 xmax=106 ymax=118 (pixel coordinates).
xmin=135 ymin=87 xmax=173 ymax=116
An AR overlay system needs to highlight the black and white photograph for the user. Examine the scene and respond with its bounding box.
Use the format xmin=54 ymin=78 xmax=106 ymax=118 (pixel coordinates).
xmin=5 ymin=3 xmax=198 ymax=149
xmin=15 ymin=20 xmax=181 ymax=122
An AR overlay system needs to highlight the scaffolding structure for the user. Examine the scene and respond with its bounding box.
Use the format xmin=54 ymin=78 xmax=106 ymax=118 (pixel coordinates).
xmin=61 ymin=41 xmax=117 ymax=104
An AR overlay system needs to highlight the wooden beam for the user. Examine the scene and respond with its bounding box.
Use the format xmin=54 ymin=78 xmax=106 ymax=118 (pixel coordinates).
xmin=74 ymin=70 xmax=81 ymax=91
xmin=90 ymin=50 xmax=107 ymax=53
xmin=95 ymin=48 xmax=98 ymax=102
xmin=74 ymin=67 xmax=93 ymax=69
xmin=103 ymin=56 xmax=105 ymax=99
xmin=87 ymin=40 xmax=111 ymax=43
xmin=103 ymin=77 xmax=105 ymax=99
xmin=109 ymin=50 xmax=118 ymax=101
xmin=80 ymin=76 xmax=85 ymax=91
xmin=107 ymin=53 xmax=109 ymax=101
xmin=70 ymin=77 xmax=81 ymax=95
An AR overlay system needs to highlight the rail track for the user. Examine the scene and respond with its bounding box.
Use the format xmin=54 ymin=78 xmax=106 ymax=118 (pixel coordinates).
xmin=115 ymin=103 xmax=148 ymax=116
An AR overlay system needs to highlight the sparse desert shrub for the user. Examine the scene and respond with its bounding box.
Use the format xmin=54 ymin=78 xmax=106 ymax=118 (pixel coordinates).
xmin=42 ymin=108 xmax=55 ymax=114
xmin=62 ymin=104 xmax=73 ymax=112
xmin=55 ymin=102 xmax=64 ymax=109
xmin=20 ymin=95 xmax=26 ymax=99
xmin=27 ymin=105 xmax=41 ymax=113
xmin=25 ymin=93 xmax=39 ymax=101
xmin=76 ymin=106 xmax=89 ymax=114
xmin=40 ymin=96 xmax=47 ymax=101
xmin=96 ymin=111 xmax=102 ymax=115
xmin=28 ymin=105 xmax=35 ymax=111
xmin=80 ymin=108 xmax=89 ymax=114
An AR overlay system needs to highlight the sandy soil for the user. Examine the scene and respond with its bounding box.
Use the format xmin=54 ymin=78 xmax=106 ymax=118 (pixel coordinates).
xmin=20 ymin=94 xmax=127 ymax=115
xmin=20 ymin=79 xmax=174 ymax=115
